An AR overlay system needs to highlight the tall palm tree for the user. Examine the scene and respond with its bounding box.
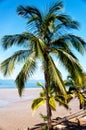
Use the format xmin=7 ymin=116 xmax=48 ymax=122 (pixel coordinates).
xmin=0 ymin=1 xmax=86 ymax=129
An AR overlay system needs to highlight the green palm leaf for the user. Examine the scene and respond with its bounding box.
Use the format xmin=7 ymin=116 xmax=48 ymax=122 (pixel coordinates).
xmin=37 ymin=82 xmax=45 ymax=92
xmin=55 ymin=48 xmax=84 ymax=85
xmin=42 ymin=13 xmax=56 ymax=38
xmin=64 ymin=76 xmax=86 ymax=109
xmin=34 ymin=38 xmax=46 ymax=59
xmin=69 ymin=35 xmax=86 ymax=54
xmin=49 ymin=1 xmax=63 ymax=14
xmin=15 ymin=52 xmax=37 ymax=96
xmin=17 ymin=6 xmax=42 ymax=34
xmin=44 ymin=54 xmax=66 ymax=95
xmin=51 ymin=36 xmax=71 ymax=51
xmin=0 ymin=50 xmax=30 ymax=76
xmin=2 ymin=32 xmax=42 ymax=50
xmin=31 ymin=97 xmax=45 ymax=111
xmin=55 ymin=95 xmax=68 ymax=109
xmin=1 ymin=32 xmax=32 ymax=49
xmin=17 ymin=5 xmax=42 ymax=20
xmin=49 ymin=97 xmax=56 ymax=111
xmin=66 ymin=93 xmax=74 ymax=103
xmin=56 ymin=15 xmax=79 ymax=29
xmin=76 ymin=93 xmax=85 ymax=106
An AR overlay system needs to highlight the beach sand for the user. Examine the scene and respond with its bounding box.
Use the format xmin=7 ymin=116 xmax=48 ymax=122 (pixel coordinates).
xmin=0 ymin=89 xmax=86 ymax=130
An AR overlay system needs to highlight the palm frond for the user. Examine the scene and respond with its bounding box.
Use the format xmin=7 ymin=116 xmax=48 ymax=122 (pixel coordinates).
xmin=76 ymin=93 xmax=85 ymax=105
xmin=64 ymin=80 xmax=74 ymax=88
xmin=56 ymin=48 xmax=84 ymax=85
xmin=15 ymin=52 xmax=37 ymax=96
xmin=56 ymin=14 xmax=79 ymax=29
xmin=0 ymin=50 xmax=30 ymax=76
xmin=0 ymin=57 xmax=15 ymax=77
xmin=40 ymin=13 xmax=56 ymax=42
xmin=64 ymin=77 xmax=75 ymax=88
xmin=40 ymin=91 xmax=45 ymax=97
xmin=49 ymin=1 xmax=63 ymax=14
xmin=55 ymin=95 xmax=68 ymax=109
xmin=68 ymin=35 xmax=86 ymax=54
xmin=17 ymin=5 xmax=43 ymax=36
xmin=31 ymin=97 xmax=45 ymax=111
xmin=32 ymin=38 xmax=46 ymax=59
xmin=17 ymin=5 xmax=42 ymax=20
xmin=39 ymin=113 xmax=47 ymax=121
xmin=37 ymin=82 xmax=45 ymax=92
xmin=51 ymin=34 xmax=86 ymax=55
xmin=1 ymin=32 xmax=36 ymax=49
xmin=27 ymin=15 xmax=40 ymax=24
xmin=51 ymin=37 xmax=71 ymax=51
xmin=49 ymin=97 xmax=56 ymax=111
xmin=26 ymin=11 xmax=42 ymax=35
xmin=44 ymin=55 xmax=66 ymax=95
xmin=66 ymin=93 xmax=73 ymax=103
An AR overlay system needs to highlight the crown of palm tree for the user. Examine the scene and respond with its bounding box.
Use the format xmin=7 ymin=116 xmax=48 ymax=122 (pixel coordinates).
xmin=1 ymin=1 xmax=86 ymax=96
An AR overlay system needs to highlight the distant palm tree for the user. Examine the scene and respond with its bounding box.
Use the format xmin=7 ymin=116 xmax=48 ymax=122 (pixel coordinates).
xmin=1 ymin=1 xmax=86 ymax=129
xmin=64 ymin=76 xmax=85 ymax=109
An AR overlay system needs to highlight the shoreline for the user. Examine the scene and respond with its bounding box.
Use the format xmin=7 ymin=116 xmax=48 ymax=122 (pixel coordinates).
xmin=0 ymin=88 xmax=42 ymax=107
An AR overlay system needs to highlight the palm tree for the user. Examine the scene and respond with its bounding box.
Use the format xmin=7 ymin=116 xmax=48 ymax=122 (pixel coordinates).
xmin=0 ymin=1 xmax=86 ymax=129
xmin=32 ymin=82 xmax=68 ymax=113
xmin=64 ymin=76 xmax=85 ymax=109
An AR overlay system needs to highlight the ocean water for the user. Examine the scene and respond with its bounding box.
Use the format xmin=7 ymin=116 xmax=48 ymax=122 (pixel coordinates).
xmin=0 ymin=79 xmax=44 ymax=89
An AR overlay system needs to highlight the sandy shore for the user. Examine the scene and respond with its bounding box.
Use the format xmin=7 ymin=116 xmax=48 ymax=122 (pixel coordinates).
xmin=0 ymin=88 xmax=86 ymax=130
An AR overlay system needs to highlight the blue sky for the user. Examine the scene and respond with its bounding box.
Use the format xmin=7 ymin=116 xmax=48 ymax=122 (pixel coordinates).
xmin=0 ymin=0 xmax=86 ymax=80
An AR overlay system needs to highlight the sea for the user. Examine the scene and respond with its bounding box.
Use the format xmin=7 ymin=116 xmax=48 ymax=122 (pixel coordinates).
xmin=0 ymin=79 xmax=44 ymax=107
xmin=0 ymin=79 xmax=44 ymax=89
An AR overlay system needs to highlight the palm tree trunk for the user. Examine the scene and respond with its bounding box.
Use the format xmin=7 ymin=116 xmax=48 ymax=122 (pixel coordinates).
xmin=43 ymin=52 xmax=53 ymax=130
xmin=45 ymin=84 xmax=52 ymax=130
xmin=44 ymin=71 xmax=53 ymax=130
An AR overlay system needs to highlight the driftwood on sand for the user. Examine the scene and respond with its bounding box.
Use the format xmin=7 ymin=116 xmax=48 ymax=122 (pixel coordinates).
xmin=30 ymin=109 xmax=86 ymax=130
xmin=52 ymin=109 xmax=86 ymax=126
